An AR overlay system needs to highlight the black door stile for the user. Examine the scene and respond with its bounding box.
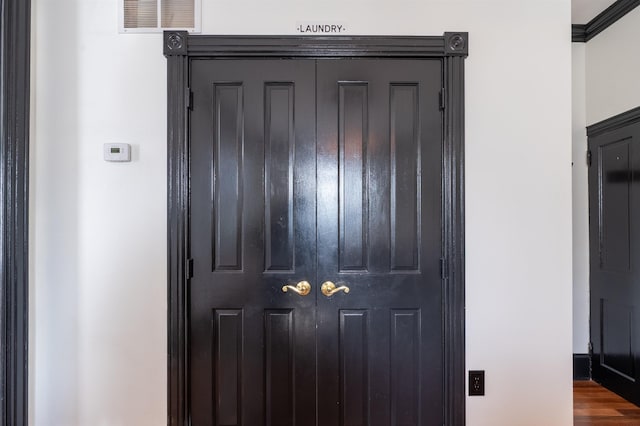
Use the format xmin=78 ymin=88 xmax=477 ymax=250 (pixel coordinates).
xmin=165 ymin=33 xmax=468 ymax=426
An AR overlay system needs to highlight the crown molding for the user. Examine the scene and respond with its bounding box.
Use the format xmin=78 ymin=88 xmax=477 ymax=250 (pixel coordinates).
xmin=572 ymin=24 xmax=586 ymax=42
xmin=587 ymin=106 xmax=640 ymax=137
xmin=572 ymin=0 xmax=640 ymax=43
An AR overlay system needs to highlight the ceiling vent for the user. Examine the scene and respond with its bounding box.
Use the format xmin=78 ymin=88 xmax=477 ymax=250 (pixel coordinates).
xmin=120 ymin=0 xmax=201 ymax=33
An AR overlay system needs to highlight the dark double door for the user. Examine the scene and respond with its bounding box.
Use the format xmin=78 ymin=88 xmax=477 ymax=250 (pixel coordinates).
xmin=589 ymin=121 xmax=640 ymax=405
xmin=189 ymin=58 xmax=443 ymax=425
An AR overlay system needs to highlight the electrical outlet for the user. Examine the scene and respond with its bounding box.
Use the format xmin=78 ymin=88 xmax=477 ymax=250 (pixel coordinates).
xmin=469 ymin=370 xmax=485 ymax=396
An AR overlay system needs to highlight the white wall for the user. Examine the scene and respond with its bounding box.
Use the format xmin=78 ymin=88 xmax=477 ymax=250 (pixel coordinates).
xmin=31 ymin=1 xmax=80 ymax=424
xmin=572 ymin=43 xmax=589 ymax=354
xmin=32 ymin=1 xmax=167 ymax=425
xmin=586 ymin=6 xmax=640 ymax=125
xmin=31 ymin=1 xmax=573 ymax=425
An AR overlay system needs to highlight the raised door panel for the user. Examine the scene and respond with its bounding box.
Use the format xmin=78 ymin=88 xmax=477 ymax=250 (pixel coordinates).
xmin=265 ymin=84 xmax=295 ymax=272
xmin=339 ymin=310 xmax=369 ymax=426
xmin=213 ymin=309 xmax=243 ymax=426
xmin=213 ymin=84 xmax=244 ymax=270
xmin=390 ymin=85 xmax=420 ymax=271
xmin=265 ymin=310 xmax=295 ymax=426
xmin=598 ymin=140 xmax=632 ymax=272
xmin=339 ymin=83 xmax=369 ymax=272
xmin=390 ymin=310 xmax=421 ymax=426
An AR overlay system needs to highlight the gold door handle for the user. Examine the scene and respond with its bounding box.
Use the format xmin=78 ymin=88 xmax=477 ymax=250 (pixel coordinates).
xmin=282 ymin=280 xmax=311 ymax=296
xmin=321 ymin=281 xmax=350 ymax=297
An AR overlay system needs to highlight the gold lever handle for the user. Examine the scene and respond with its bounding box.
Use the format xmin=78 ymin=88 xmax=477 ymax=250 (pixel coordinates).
xmin=321 ymin=281 xmax=350 ymax=297
xmin=282 ymin=280 xmax=311 ymax=296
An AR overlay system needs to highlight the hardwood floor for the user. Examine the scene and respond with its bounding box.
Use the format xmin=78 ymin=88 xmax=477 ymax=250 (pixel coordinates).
xmin=575 ymin=380 xmax=640 ymax=425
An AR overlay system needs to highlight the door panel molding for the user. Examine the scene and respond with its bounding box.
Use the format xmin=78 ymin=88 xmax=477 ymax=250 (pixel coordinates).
xmin=164 ymin=32 xmax=468 ymax=426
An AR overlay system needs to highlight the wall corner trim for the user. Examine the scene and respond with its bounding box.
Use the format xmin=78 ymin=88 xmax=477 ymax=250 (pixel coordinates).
xmin=0 ymin=0 xmax=31 ymax=424
xmin=572 ymin=0 xmax=640 ymax=43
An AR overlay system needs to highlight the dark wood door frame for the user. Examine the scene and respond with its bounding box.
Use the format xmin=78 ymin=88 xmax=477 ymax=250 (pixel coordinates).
xmin=0 ymin=0 xmax=31 ymax=425
xmin=164 ymin=32 xmax=468 ymax=426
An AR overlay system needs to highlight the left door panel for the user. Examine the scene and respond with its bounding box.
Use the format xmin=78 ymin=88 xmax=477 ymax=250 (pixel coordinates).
xmin=189 ymin=59 xmax=317 ymax=426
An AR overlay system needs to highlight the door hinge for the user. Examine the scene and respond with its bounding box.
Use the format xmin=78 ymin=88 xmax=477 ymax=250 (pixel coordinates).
xmin=186 ymin=88 xmax=193 ymax=111
xmin=588 ymin=341 xmax=593 ymax=355
xmin=187 ymin=258 xmax=194 ymax=279
xmin=587 ymin=150 xmax=592 ymax=167
xmin=440 ymin=258 xmax=448 ymax=280
xmin=439 ymin=88 xmax=446 ymax=110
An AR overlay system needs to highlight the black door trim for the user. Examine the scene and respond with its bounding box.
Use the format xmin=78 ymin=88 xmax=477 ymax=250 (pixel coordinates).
xmin=164 ymin=32 xmax=468 ymax=426
xmin=1 ymin=0 xmax=31 ymax=425
xmin=571 ymin=0 xmax=640 ymax=43
xmin=587 ymin=105 xmax=640 ymax=137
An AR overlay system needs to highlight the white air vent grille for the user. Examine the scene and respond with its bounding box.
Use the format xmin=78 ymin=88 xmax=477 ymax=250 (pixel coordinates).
xmin=120 ymin=0 xmax=200 ymax=33
xmin=124 ymin=0 xmax=157 ymax=28
xmin=162 ymin=0 xmax=195 ymax=28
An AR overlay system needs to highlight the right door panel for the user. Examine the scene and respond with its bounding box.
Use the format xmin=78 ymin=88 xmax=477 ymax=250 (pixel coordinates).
xmin=316 ymin=59 xmax=444 ymax=426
